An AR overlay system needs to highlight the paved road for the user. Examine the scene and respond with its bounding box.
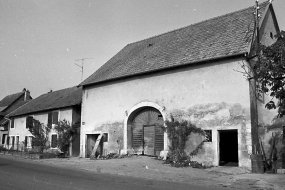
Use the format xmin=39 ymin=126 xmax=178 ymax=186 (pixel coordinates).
xmin=0 ymin=156 xmax=227 ymax=190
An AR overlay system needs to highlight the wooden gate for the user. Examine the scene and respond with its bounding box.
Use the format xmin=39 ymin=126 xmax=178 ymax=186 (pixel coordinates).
xmin=132 ymin=108 xmax=164 ymax=156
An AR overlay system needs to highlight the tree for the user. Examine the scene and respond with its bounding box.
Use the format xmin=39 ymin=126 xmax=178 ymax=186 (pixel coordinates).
xmin=248 ymin=31 xmax=285 ymax=117
xmin=54 ymin=120 xmax=77 ymax=153
xmin=27 ymin=118 xmax=52 ymax=153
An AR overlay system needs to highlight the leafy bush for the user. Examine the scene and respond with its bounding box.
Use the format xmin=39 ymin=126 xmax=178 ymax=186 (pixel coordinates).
xmin=164 ymin=119 xmax=206 ymax=167
xmin=54 ymin=120 xmax=78 ymax=153
xmin=27 ymin=119 xmax=51 ymax=153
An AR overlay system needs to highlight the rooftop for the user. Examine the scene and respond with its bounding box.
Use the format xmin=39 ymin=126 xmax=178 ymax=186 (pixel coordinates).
xmin=80 ymin=2 xmax=269 ymax=87
xmin=8 ymin=86 xmax=82 ymax=117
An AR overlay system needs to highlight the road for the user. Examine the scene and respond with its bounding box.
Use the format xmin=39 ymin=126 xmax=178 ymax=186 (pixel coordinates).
xmin=0 ymin=156 xmax=228 ymax=190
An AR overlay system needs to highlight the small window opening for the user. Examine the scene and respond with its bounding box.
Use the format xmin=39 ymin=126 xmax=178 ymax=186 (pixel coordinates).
xmin=102 ymin=133 xmax=108 ymax=142
xmin=148 ymin=43 xmax=153 ymax=47
xmin=270 ymin=32 xmax=273 ymax=39
xmin=51 ymin=134 xmax=57 ymax=148
xmin=204 ymin=130 xmax=212 ymax=142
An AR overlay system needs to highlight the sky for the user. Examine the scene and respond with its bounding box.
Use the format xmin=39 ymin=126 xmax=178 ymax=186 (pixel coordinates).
xmin=0 ymin=0 xmax=284 ymax=100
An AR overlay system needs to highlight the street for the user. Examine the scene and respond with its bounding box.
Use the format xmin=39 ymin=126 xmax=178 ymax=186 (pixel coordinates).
xmin=0 ymin=156 xmax=227 ymax=190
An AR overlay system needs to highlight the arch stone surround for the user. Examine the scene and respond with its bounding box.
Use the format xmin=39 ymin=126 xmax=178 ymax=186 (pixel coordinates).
xmin=121 ymin=101 xmax=168 ymax=156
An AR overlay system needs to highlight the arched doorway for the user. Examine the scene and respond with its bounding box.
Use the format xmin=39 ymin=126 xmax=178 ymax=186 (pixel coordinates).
xmin=129 ymin=107 xmax=164 ymax=156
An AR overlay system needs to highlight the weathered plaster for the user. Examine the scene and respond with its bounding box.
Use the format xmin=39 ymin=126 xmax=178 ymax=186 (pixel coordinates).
xmin=81 ymin=58 xmax=252 ymax=166
xmin=170 ymin=102 xmax=251 ymax=168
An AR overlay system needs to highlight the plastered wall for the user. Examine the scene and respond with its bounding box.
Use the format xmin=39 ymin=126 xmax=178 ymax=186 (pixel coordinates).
xmin=81 ymin=57 xmax=252 ymax=167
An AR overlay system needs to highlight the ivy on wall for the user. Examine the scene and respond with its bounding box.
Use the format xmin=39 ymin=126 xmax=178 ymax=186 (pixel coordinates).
xmin=163 ymin=119 xmax=206 ymax=167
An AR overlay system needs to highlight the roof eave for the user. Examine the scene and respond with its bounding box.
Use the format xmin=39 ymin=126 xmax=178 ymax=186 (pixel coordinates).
xmin=8 ymin=103 xmax=81 ymax=118
xmin=82 ymin=52 xmax=248 ymax=88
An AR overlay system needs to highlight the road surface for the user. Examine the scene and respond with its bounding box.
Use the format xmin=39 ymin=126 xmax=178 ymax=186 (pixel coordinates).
xmin=0 ymin=156 xmax=227 ymax=190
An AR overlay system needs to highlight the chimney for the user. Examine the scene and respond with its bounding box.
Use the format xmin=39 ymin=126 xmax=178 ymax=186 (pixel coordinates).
xmin=24 ymin=90 xmax=31 ymax=101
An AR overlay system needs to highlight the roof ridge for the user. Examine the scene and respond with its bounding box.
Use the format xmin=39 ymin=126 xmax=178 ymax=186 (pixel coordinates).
xmin=127 ymin=1 xmax=269 ymax=46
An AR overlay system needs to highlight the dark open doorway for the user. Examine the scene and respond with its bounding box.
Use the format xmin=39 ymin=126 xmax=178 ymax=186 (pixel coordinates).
xmin=219 ymin=129 xmax=239 ymax=166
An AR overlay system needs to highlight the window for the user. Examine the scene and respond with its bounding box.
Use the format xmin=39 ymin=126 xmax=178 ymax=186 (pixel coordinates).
xmin=7 ymin=136 xmax=10 ymax=145
xmin=26 ymin=116 xmax=33 ymax=129
xmin=102 ymin=133 xmax=109 ymax=142
xmin=204 ymin=130 xmax=212 ymax=142
xmin=15 ymin=136 xmax=19 ymax=150
xmin=11 ymin=136 xmax=15 ymax=147
xmin=24 ymin=136 xmax=28 ymax=147
xmin=10 ymin=119 xmax=14 ymax=129
xmin=51 ymin=134 xmax=57 ymax=148
xmin=25 ymin=136 xmax=33 ymax=148
xmin=48 ymin=111 xmax=59 ymax=126
xmin=2 ymin=134 xmax=6 ymax=145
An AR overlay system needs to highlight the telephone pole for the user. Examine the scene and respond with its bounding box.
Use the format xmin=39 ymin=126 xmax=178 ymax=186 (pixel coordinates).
xmin=75 ymin=58 xmax=92 ymax=82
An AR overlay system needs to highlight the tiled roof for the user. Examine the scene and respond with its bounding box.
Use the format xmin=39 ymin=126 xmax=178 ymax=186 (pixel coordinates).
xmin=0 ymin=92 xmax=24 ymax=107
xmin=0 ymin=118 xmax=8 ymax=126
xmin=8 ymin=86 xmax=82 ymax=117
xmin=81 ymin=2 xmax=269 ymax=86
xmin=0 ymin=100 xmax=31 ymax=116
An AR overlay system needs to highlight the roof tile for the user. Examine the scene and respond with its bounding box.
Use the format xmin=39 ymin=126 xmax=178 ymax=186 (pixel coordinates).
xmin=81 ymin=2 xmax=269 ymax=86
xmin=8 ymin=86 xmax=82 ymax=117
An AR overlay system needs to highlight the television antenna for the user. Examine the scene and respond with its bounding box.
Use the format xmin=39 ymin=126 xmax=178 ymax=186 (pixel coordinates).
xmin=75 ymin=58 xmax=92 ymax=82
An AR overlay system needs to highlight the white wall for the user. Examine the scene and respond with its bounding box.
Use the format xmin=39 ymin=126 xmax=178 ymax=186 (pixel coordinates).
xmin=9 ymin=107 xmax=74 ymax=151
xmin=81 ymin=57 xmax=252 ymax=167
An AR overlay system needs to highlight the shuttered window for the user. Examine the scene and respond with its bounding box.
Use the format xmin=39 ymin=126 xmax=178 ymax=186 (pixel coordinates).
xmin=51 ymin=134 xmax=57 ymax=148
xmin=2 ymin=134 xmax=6 ymax=144
xmin=52 ymin=112 xmax=58 ymax=125
xmin=26 ymin=116 xmax=33 ymax=129
xmin=11 ymin=136 xmax=15 ymax=146
xmin=25 ymin=136 xmax=28 ymax=147
xmin=48 ymin=112 xmax=52 ymax=126
xmin=10 ymin=119 xmax=14 ymax=128
xmin=48 ymin=112 xmax=59 ymax=126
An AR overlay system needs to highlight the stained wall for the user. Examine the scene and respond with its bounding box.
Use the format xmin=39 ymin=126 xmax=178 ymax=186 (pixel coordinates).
xmin=81 ymin=57 xmax=252 ymax=167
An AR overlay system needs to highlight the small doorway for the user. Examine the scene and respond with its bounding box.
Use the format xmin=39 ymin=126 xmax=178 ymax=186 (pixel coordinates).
xmin=71 ymin=126 xmax=80 ymax=157
xmin=86 ymin=134 xmax=103 ymax=158
xmin=219 ymin=130 xmax=239 ymax=166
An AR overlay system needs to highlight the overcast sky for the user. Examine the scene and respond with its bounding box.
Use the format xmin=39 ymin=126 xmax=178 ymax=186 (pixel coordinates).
xmin=1 ymin=0 xmax=284 ymax=99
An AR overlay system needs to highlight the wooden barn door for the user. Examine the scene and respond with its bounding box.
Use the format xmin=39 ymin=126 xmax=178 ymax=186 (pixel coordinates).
xmin=132 ymin=108 xmax=164 ymax=156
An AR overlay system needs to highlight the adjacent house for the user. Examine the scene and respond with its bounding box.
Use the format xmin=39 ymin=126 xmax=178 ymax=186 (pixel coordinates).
xmin=79 ymin=2 xmax=282 ymax=169
xmin=7 ymin=86 xmax=82 ymax=156
xmin=0 ymin=88 xmax=32 ymax=148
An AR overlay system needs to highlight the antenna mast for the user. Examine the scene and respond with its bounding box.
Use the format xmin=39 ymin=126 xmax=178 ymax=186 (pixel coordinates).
xmin=75 ymin=58 xmax=92 ymax=82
